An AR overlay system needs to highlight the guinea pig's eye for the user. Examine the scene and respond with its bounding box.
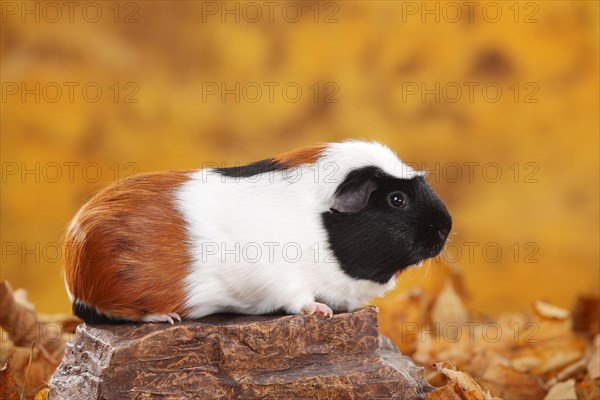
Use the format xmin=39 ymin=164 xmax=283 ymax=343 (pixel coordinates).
xmin=387 ymin=191 xmax=408 ymax=209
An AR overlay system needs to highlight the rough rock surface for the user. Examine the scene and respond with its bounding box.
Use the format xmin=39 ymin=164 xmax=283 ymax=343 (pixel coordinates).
xmin=48 ymin=307 xmax=433 ymax=399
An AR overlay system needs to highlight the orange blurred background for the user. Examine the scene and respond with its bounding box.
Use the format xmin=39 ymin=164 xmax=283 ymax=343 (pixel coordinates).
xmin=1 ymin=1 xmax=598 ymax=317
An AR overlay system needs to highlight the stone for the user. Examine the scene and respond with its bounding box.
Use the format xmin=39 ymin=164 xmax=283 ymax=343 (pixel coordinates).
xmin=48 ymin=307 xmax=433 ymax=399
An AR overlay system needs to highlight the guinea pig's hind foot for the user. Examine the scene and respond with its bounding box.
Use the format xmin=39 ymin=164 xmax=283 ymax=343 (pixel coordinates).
xmin=301 ymin=302 xmax=333 ymax=318
xmin=142 ymin=312 xmax=182 ymax=324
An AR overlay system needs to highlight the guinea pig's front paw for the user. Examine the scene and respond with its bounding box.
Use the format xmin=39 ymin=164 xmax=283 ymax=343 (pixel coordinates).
xmin=301 ymin=302 xmax=333 ymax=318
xmin=141 ymin=312 xmax=182 ymax=324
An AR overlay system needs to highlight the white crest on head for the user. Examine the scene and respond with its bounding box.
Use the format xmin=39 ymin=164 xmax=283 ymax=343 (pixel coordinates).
xmin=315 ymin=140 xmax=425 ymax=207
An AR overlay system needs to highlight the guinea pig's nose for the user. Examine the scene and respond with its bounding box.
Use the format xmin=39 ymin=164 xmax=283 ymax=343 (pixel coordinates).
xmin=437 ymin=226 xmax=450 ymax=242
xmin=439 ymin=214 xmax=452 ymax=241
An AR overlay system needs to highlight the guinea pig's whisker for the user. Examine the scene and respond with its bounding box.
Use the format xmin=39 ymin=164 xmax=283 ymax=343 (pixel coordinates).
xmin=413 ymin=257 xmax=433 ymax=287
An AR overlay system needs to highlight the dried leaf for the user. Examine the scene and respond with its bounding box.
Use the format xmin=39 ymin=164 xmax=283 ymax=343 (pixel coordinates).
xmin=13 ymin=288 xmax=35 ymax=312
xmin=431 ymin=282 xmax=468 ymax=328
xmin=0 ymin=281 xmax=68 ymax=399
xmin=546 ymin=357 xmax=588 ymax=386
xmin=0 ymin=281 xmax=64 ymax=353
xmin=34 ymin=388 xmax=49 ymax=400
xmin=542 ymin=349 xmax=586 ymax=375
xmin=431 ymin=362 xmax=499 ymax=400
xmin=510 ymin=356 xmax=541 ymax=373
xmin=572 ymin=295 xmax=600 ymax=336
xmin=533 ymin=301 xmax=570 ymax=320
xmin=426 ymin=382 xmax=467 ymax=400
xmin=0 ymin=361 xmax=20 ymax=400
xmin=477 ymin=361 xmax=546 ymax=399
xmin=575 ymin=377 xmax=600 ymax=400
xmin=7 ymin=341 xmax=63 ymax=399
xmin=0 ymin=328 xmax=16 ymax=366
xmin=544 ymin=379 xmax=577 ymax=400
xmin=589 ymin=347 xmax=600 ymax=381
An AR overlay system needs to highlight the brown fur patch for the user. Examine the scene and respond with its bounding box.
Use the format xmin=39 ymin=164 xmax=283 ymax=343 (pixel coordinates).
xmin=273 ymin=144 xmax=326 ymax=168
xmin=64 ymin=171 xmax=192 ymax=320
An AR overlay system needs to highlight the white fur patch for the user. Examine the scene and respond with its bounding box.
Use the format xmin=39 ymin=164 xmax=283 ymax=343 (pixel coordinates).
xmin=176 ymin=140 xmax=415 ymax=318
xmin=315 ymin=140 xmax=424 ymax=204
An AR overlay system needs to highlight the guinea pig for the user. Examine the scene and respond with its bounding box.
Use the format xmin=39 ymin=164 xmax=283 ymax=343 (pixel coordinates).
xmin=64 ymin=140 xmax=452 ymax=323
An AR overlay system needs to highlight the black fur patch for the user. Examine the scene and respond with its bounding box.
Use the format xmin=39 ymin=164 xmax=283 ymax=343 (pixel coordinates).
xmin=73 ymin=302 xmax=130 ymax=324
xmin=322 ymin=167 xmax=452 ymax=284
xmin=214 ymin=159 xmax=285 ymax=178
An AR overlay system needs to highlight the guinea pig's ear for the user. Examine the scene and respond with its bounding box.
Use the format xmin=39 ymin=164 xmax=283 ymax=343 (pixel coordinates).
xmin=331 ymin=168 xmax=378 ymax=213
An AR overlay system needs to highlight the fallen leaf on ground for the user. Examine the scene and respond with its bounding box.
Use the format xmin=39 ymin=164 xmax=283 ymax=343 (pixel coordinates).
xmin=426 ymin=362 xmax=500 ymax=400
xmin=0 ymin=361 xmax=20 ymax=400
xmin=544 ymin=379 xmax=577 ymax=400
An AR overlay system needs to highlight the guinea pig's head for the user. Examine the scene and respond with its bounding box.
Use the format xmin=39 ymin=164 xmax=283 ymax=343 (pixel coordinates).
xmin=322 ymin=166 xmax=452 ymax=284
